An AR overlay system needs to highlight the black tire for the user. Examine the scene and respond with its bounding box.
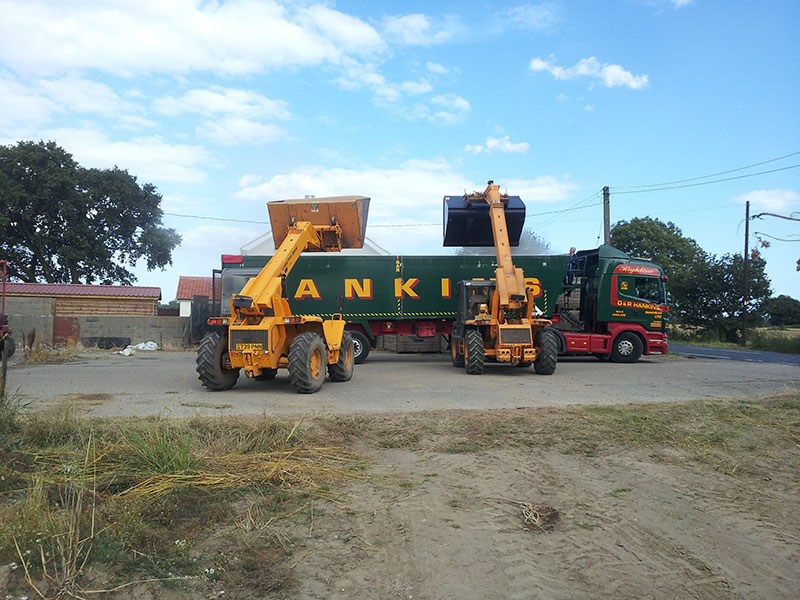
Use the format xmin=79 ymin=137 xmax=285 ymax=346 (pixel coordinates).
xmin=464 ymin=329 xmax=484 ymax=375
xmin=451 ymin=337 xmax=465 ymax=367
xmin=288 ymin=332 xmax=327 ymax=394
xmin=534 ymin=329 xmax=558 ymax=375
xmin=254 ymin=369 xmax=278 ymax=381
xmin=611 ymin=332 xmax=643 ymax=363
xmin=350 ymin=330 xmax=371 ymax=364
xmin=196 ymin=331 xmax=239 ymax=391
xmin=328 ymin=331 xmax=355 ymax=382
xmin=4 ymin=336 xmax=15 ymax=359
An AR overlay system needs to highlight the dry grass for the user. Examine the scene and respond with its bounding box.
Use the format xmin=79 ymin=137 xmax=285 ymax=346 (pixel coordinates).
xmin=0 ymin=414 xmax=368 ymax=598
xmin=21 ymin=330 xmax=84 ymax=365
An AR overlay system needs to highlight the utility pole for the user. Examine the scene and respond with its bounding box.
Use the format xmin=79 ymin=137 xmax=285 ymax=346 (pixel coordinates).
xmin=742 ymin=200 xmax=750 ymax=346
xmin=603 ymin=186 xmax=610 ymax=245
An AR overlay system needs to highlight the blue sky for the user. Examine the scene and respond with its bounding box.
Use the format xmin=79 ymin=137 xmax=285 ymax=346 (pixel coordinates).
xmin=1 ymin=0 xmax=798 ymax=300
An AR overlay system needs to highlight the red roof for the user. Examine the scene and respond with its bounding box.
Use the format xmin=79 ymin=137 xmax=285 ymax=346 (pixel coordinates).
xmin=5 ymin=283 xmax=161 ymax=299
xmin=176 ymin=276 xmax=218 ymax=300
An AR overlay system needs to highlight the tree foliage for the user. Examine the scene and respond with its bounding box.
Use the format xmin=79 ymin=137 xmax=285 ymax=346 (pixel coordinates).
xmin=0 ymin=140 xmax=181 ymax=284
xmin=763 ymin=294 xmax=800 ymax=327
xmin=611 ymin=217 xmax=772 ymax=342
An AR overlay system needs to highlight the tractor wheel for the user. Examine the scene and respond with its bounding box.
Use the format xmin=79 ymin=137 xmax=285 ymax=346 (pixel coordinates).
xmin=464 ymin=329 xmax=485 ymax=375
xmin=611 ymin=332 xmax=642 ymax=363
xmin=328 ymin=332 xmax=355 ymax=382
xmin=254 ymin=369 xmax=278 ymax=381
xmin=451 ymin=337 xmax=465 ymax=367
xmin=196 ymin=331 xmax=239 ymax=391
xmin=350 ymin=331 xmax=371 ymax=364
xmin=534 ymin=329 xmax=558 ymax=375
xmin=288 ymin=332 xmax=327 ymax=394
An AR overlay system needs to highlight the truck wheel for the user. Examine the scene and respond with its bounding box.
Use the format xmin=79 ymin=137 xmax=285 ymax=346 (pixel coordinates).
xmin=254 ymin=369 xmax=278 ymax=381
xmin=4 ymin=336 xmax=15 ymax=359
xmin=611 ymin=332 xmax=642 ymax=363
xmin=196 ymin=331 xmax=239 ymax=391
xmin=464 ymin=329 xmax=484 ymax=375
xmin=451 ymin=337 xmax=465 ymax=367
xmin=328 ymin=331 xmax=355 ymax=382
xmin=288 ymin=332 xmax=327 ymax=394
xmin=350 ymin=331 xmax=371 ymax=364
xmin=534 ymin=329 xmax=558 ymax=375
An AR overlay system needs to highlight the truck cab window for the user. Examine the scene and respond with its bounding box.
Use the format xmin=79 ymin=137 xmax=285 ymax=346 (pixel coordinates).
xmin=634 ymin=277 xmax=663 ymax=303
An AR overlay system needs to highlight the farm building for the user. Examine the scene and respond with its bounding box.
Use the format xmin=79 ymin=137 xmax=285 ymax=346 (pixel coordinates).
xmin=2 ymin=283 xmax=182 ymax=347
xmin=176 ymin=276 xmax=218 ymax=317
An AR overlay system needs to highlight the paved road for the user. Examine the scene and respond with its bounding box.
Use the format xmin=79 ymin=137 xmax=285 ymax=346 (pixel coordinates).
xmin=670 ymin=344 xmax=800 ymax=366
xmin=5 ymin=350 xmax=798 ymax=418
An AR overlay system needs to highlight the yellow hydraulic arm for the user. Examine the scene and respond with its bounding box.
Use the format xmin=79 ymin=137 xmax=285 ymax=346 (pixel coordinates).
xmin=230 ymin=221 xmax=342 ymax=320
xmin=464 ymin=182 xmax=528 ymax=310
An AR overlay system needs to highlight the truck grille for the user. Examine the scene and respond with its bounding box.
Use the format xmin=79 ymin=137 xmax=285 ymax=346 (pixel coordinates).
xmin=499 ymin=327 xmax=532 ymax=346
xmin=230 ymin=329 xmax=268 ymax=351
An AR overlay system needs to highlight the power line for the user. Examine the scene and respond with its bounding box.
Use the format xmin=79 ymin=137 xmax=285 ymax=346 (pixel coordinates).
xmin=613 ymin=150 xmax=800 ymax=190
xmin=754 ymin=231 xmax=800 ymax=243
xmin=611 ymin=164 xmax=800 ymax=195
xmin=165 ymin=212 xmax=268 ymax=224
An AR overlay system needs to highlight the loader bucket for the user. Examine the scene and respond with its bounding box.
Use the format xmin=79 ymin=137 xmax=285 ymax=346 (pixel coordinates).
xmin=268 ymin=196 xmax=370 ymax=249
xmin=442 ymin=194 xmax=526 ymax=247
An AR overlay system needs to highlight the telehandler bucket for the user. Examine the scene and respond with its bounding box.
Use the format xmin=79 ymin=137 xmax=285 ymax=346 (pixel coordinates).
xmin=268 ymin=196 xmax=370 ymax=249
xmin=442 ymin=194 xmax=526 ymax=247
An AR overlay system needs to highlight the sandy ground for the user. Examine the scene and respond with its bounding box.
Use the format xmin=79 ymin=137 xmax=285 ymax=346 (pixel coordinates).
xmin=283 ymin=442 xmax=798 ymax=600
xmin=5 ymin=350 xmax=799 ymax=417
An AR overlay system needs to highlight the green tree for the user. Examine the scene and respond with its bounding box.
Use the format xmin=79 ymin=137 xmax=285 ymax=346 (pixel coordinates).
xmin=0 ymin=140 xmax=181 ymax=284
xmin=703 ymin=252 xmax=772 ymax=342
xmin=763 ymin=294 xmax=800 ymax=327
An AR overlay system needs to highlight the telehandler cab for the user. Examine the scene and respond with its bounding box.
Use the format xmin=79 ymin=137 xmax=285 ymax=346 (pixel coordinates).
xmin=444 ymin=182 xmax=557 ymax=375
xmin=196 ymin=196 xmax=369 ymax=394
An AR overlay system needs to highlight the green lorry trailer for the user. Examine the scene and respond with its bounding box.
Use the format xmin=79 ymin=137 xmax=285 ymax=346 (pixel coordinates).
xmin=212 ymin=244 xmax=669 ymax=364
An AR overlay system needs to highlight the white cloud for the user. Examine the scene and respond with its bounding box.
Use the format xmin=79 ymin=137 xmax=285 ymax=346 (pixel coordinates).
xmin=465 ymin=136 xmax=531 ymax=154
xmin=155 ymin=87 xmax=291 ymax=120
xmin=505 ymin=3 xmax=561 ymax=30
xmin=382 ymin=14 xmax=458 ymax=46
xmin=426 ymin=62 xmax=449 ymax=75
xmin=530 ymin=56 xmax=649 ymax=90
xmin=198 ymin=117 xmax=286 ymax=146
xmin=41 ymin=128 xmax=212 ymax=183
xmin=427 ymin=93 xmax=471 ymax=124
xmin=0 ymin=0 xmax=384 ymax=76
xmin=734 ymin=189 xmax=800 ymax=212
xmin=584 ymin=105 xmax=594 ymax=112
xmin=234 ymin=162 xmax=577 ymax=253
xmin=38 ymin=75 xmax=135 ymax=115
xmin=0 ymin=73 xmax=141 ymax=137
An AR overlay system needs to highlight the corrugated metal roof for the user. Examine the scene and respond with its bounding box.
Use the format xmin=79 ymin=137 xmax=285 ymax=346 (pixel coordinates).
xmin=5 ymin=283 xmax=161 ymax=299
xmin=176 ymin=276 xmax=218 ymax=300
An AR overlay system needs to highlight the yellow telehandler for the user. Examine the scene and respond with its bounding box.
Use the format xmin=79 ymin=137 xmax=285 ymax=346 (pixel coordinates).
xmin=196 ymin=196 xmax=369 ymax=393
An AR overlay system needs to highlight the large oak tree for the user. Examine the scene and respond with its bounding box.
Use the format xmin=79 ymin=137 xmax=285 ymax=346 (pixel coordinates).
xmin=0 ymin=141 xmax=181 ymax=284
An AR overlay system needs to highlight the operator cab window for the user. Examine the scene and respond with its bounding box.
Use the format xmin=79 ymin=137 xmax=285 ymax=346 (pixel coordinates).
xmin=633 ymin=277 xmax=664 ymax=304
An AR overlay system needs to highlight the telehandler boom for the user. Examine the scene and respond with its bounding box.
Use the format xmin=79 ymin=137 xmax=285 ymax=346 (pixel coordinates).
xmin=196 ymin=196 xmax=369 ymax=393
xmin=445 ymin=182 xmax=557 ymax=375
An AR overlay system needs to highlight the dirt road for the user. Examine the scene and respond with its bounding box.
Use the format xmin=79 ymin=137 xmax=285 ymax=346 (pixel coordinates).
xmin=6 ymin=351 xmax=798 ymax=417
